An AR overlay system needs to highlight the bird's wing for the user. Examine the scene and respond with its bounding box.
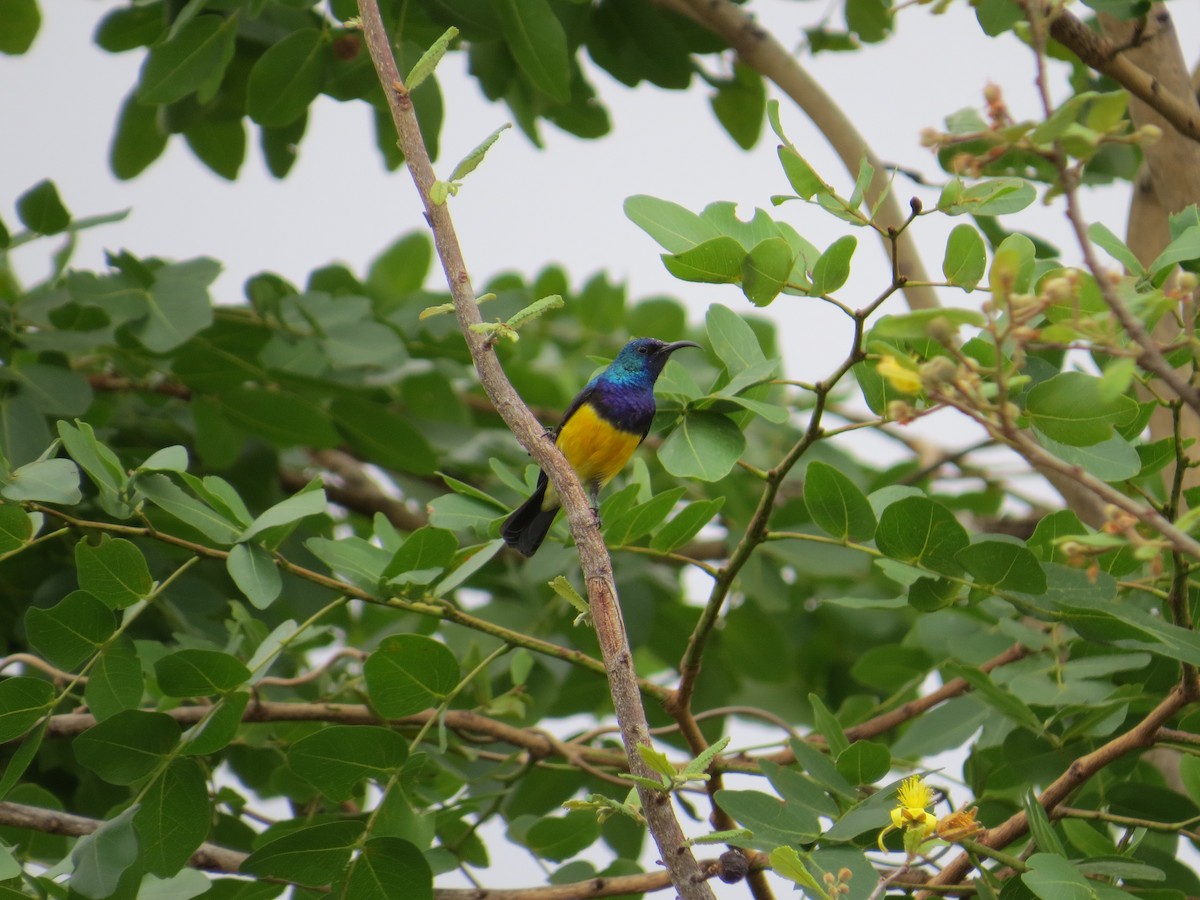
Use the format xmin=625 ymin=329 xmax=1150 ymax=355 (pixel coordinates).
xmin=554 ymin=381 xmax=598 ymax=436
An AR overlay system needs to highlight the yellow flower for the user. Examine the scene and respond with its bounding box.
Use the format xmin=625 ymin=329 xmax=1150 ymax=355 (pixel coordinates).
xmin=877 ymin=775 xmax=938 ymax=852
xmin=876 ymin=355 xmax=922 ymax=394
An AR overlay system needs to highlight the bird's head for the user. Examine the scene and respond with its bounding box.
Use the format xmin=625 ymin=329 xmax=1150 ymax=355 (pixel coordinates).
xmin=608 ymin=337 xmax=702 ymax=383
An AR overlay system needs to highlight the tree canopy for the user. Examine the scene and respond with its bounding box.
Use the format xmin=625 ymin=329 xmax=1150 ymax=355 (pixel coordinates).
xmin=1 ymin=0 xmax=1200 ymax=898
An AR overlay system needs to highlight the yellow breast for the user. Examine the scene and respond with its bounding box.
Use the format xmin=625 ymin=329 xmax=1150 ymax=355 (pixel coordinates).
xmin=555 ymin=402 xmax=642 ymax=489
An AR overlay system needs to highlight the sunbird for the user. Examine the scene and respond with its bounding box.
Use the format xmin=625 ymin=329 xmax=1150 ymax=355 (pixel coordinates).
xmin=501 ymin=337 xmax=702 ymax=557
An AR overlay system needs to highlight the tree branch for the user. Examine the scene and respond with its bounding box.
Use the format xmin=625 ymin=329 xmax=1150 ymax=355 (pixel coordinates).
xmin=0 ymin=801 xmax=246 ymax=873
xmin=660 ymin=0 xmax=938 ymax=311
xmin=355 ymin=5 xmax=714 ymax=896
xmin=1028 ymin=2 xmax=1200 ymax=143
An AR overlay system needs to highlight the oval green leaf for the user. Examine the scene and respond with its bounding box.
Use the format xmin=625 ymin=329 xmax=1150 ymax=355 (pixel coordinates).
xmin=804 ymin=461 xmax=876 ymax=543
xmin=364 ymin=634 xmax=460 ymax=718
xmin=657 ymin=411 xmax=745 ymax=482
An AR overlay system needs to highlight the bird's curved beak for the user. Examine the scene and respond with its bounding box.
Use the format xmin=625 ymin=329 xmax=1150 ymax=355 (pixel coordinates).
xmin=660 ymin=340 xmax=702 ymax=356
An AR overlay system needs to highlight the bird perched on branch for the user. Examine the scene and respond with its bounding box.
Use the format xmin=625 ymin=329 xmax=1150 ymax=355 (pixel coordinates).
xmin=501 ymin=337 xmax=701 ymax=557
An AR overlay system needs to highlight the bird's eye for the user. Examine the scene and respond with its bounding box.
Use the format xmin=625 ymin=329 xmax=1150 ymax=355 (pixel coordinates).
xmin=637 ymin=346 xmax=649 ymax=355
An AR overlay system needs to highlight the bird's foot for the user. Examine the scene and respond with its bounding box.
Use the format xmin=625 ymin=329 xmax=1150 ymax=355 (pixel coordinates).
xmin=589 ymin=506 xmax=602 ymax=529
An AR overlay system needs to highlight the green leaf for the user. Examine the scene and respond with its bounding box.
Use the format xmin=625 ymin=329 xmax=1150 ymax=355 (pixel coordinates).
xmin=760 ymin=760 xmax=840 ymax=818
xmin=741 ymin=237 xmax=793 ymax=306
xmin=71 ymin=805 xmax=140 ymax=900
xmin=809 ymin=693 xmax=849 ymax=757
xmin=649 ymin=497 xmax=725 ymax=553
xmin=805 ymin=461 xmax=876 ymax=542
xmin=135 ymin=758 xmax=210 ymax=876
xmin=227 ymin=543 xmax=282 ymax=610
xmin=0 ymin=676 xmax=53 ymax=742
xmin=383 ymin=526 xmax=458 ymax=584
xmin=835 ymin=741 xmax=890 ymax=785
xmin=789 ymin=737 xmax=856 ymax=798
xmin=604 ymin=487 xmax=685 ymax=547
xmin=330 ymin=396 xmax=438 ymax=476
xmin=74 ymin=710 xmax=181 ymax=786
xmin=939 ymin=178 xmax=1036 ymax=216
xmin=524 ymin=811 xmax=601 ymax=862
xmin=706 ymin=303 xmax=767 ymax=370
xmin=16 ymin=179 xmax=70 ymax=235
xmin=956 ymin=540 xmax=1047 ymax=593
xmin=777 ymin=147 xmax=830 ymax=199
xmin=5 ymin=362 xmax=92 ymax=416
xmin=95 ymin=5 xmax=163 ymax=53
xmin=658 ymin=411 xmax=745 ymax=482
xmin=943 ymin=661 xmax=1043 ymax=733
xmin=1022 ymin=791 xmax=1066 ymax=856
xmin=769 ymin=846 xmax=829 ymax=897
xmin=181 ymin=690 xmax=249 ymax=756
xmin=288 ymin=725 xmax=408 ymax=801
xmin=1022 ymin=853 xmax=1096 ymax=900
xmin=139 ymin=445 xmax=189 ymax=473
xmin=26 ymin=591 xmax=115 ymax=669
xmin=810 ymin=235 xmax=857 ymax=295
xmin=942 ymin=223 xmax=987 ymax=290
xmin=1088 ymin=222 xmax=1147 ymax=277
xmin=135 ymin=473 xmax=243 ymax=544
xmin=710 ymin=62 xmax=766 ymax=150
xmin=624 ymin=195 xmax=721 ymax=254
xmin=242 ymin=821 xmax=363 ymax=887
xmin=1036 ymin=429 xmax=1142 ymax=482
xmin=76 ymin=538 xmax=153 ymax=609
xmin=407 ymin=26 xmax=458 ymax=91
xmin=246 ymin=28 xmax=328 ymax=126
xmin=1 ymin=457 xmax=81 ymax=504
xmin=495 ymin=0 xmax=570 ymax=104
xmin=0 ymin=504 xmax=30 ymax=552
xmin=1026 ymin=371 xmax=1139 ymax=446
xmin=305 ymin=535 xmax=390 ymax=587
xmin=185 ymin=115 xmax=245 ymax=181
xmin=335 ymin=837 xmax=433 ymax=900
xmin=662 ymin=236 xmax=746 ymax=284
xmin=218 ymin=388 xmax=340 ymax=448
xmin=714 ymin=789 xmax=821 ymax=847
xmin=1149 ymin=223 xmax=1200 ymax=280
xmin=871 ymin=308 xmax=986 ymax=341
xmin=875 ymin=496 xmax=969 ymax=575
xmin=133 ymin=257 xmax=218 ymax=353
xmin=85 ymin=636 xmax=143 ymax=720
xmin=137 ymin=14 xmax=238 ymax=105
xmin=449 ymin=122 xmax=510 ymax=183
xmin=57 ymin=419 xmax=126 ymax=497
xmin=0 ymin=0 xmax=40 ymax=55
xmin=846 ymin=0 xmax=892 ymax=42
xmin=364 ymin=634 xmax=460 ymax=718
xmin=155 ymin=649 xmax=250 ymax=697
xmin=242 ymin=488 xmax=327 ymax=540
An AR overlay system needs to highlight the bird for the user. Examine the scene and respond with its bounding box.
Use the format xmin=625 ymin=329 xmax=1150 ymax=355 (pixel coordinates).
xmin=501 ymin=337 xmax=702 ymax=557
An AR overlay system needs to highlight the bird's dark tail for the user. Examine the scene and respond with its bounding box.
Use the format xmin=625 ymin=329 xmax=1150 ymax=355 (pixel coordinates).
xmin=501 ymin=477 xmax=559 ymax=557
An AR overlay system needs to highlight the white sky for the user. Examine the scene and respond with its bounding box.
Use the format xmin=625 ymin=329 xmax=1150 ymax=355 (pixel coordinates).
xmin=5 ymin=2 xmax=1200 ymax=896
